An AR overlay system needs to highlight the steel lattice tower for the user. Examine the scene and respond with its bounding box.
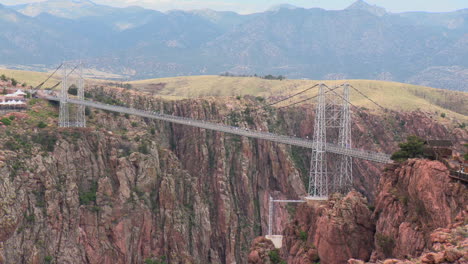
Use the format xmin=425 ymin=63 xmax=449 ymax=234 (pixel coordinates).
xmin=337 ymin=84 xmax=352 ymax=192
xmin=308 ymin=84 xmax=328 ymax=199
xmin=59 ymin=62 xmax=86 ymax=128
xmin=307 ymin=83 xmax=352 ymax=199
xmin=59 ymin=65 xmax=69 ymax=127
xmin=75 ymin=63 xmax=86 ymax=127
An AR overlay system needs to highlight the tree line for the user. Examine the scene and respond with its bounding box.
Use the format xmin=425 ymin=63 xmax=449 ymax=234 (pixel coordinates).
xmin=219 ymin=72 xmax=286 ymax=80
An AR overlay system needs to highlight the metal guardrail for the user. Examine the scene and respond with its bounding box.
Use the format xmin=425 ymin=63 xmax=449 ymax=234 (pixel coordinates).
xmin=449 ymin=170 xmax=468 ymax=183
xmin=45 ymin=96 xmax=392 ymax=164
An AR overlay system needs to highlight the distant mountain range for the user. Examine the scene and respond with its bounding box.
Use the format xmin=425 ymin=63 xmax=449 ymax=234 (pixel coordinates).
xmin=1 ymin=0 xmax=467 ymax=91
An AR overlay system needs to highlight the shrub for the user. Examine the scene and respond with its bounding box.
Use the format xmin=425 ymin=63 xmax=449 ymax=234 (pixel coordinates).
xmin=150 ymin=127 xmax=156 ymax=135
xmin=44 ymin=255 xmax=53 ymax=264
xmin=138 ymin=143 xmax=150 ymax=154
xmin=37 ymin=121 xmax=47 ymax=128
xmin=4 ymin=139 xmax=20 ymax=151
xmin=440 ymin=113 xmax=446 ymax=118
xmin=299 ymin=230 xmax=308 ymax=241
xmin=131 ymin=122 xmax=138 ymax=127
xmin=0 ymin=74 xmax=6 ymax=81
xmin=11 ymin=78 xmax=17 ymax=86
xmin=268 ymin=249 xmax=283 ymax=264
xmin=68 ymin=84 xmax=78 ymax=95
xmin=24 ymin=213 xmax=35 ymax=223
xmin=391 ymin=135 xmax=425 ymax=161
xmin=79 ymin=181 xmax=98 ymax=205
xmin=32 ymin=131 xmax=57 ymax=152
xmin=376 ymin=233 xmax=395 ymax=257
xmin=8 ymin=115 xmax=15 ymax=120
xmin=1 ymin=117 xmax=12 ymax=126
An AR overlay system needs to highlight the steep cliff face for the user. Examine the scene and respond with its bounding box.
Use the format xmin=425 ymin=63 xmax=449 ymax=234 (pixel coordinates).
xmin=280 ymin=192 xmax=375 ymax=264
xmin=0 ymin=98 xmax=306 ymax=263
xmin=0 ymin=88 xmax=466 ymax=263
xmin=256 ymin=160 xmax=467 ymax=264
xmin=1 ymin=130 xmax=211 ymax=263
xmin=371 ymin=159 xmax=467 ymax=260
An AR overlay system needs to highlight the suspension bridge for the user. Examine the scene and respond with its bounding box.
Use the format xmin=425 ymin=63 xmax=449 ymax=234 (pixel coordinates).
xmin=33 ymin=62 xmax=394 ymax=245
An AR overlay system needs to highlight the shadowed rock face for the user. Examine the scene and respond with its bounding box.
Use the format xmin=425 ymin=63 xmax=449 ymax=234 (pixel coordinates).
xmin=0 ymin=95 xmax=308 ymax=263
xmin=0 ymin=89 xmax=466 ymax=263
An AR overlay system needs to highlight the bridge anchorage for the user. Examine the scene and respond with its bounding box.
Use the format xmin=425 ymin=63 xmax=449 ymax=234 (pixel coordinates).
xmin=59 ymin=62 xmax=86 ymax=128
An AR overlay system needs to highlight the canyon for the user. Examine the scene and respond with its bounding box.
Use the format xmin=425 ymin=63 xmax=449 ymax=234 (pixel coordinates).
xmin=0 ymin=86 xmax=466 ymax=263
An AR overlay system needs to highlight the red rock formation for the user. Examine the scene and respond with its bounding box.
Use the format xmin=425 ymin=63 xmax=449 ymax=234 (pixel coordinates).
xmin=248 ymin=237 xmax=276 ymax=264
xmin=281 ymin=191 xmax=375 ymax=264
xmin=371 ymin=159 xmax=467 ymax=260
xmin=353 ymin=224 xmax=467 ymax=264
xmin=1 ymin=89 xmax=466 ymax=263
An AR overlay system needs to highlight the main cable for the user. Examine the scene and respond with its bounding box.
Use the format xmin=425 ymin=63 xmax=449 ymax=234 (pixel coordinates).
xmin=263 ymin=83 xmax=319 ymax=108
xmin=349 ymin=85 xmax=386 ymax=110
xmin=47 ymin=63 xmax=82 ymax=90
xmin=33 ymin=63 xmax=63 ymax=90
xmin=277 ymin=84 xmax=342 ymax=110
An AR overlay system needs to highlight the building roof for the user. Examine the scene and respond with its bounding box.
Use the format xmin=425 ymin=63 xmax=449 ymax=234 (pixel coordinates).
xmin=426 ymin=140 xmax=453 ymax=147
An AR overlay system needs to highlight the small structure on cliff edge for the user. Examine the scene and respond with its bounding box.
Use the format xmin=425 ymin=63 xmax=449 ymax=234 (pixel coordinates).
xmin=425 ymin=139 xmax=468 ymax=184
xmin=423 ymin=139 xmax=453 ymax=160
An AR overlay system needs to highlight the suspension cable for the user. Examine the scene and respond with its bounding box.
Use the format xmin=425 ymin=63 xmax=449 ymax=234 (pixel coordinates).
xmin=277 ymin=84 xmax=342 ymax=110
xmin=33 ymin=63 xmax=63 ymax=91
xmin=47 ymin=63 xmax=82 ymax=90
xmin=259 ymin=83 xmax=319 ymax=109
xmin=349 ymin=84 xmax=386 ymax=110
xmin=323 ymin=85 xmax=359 ymax=109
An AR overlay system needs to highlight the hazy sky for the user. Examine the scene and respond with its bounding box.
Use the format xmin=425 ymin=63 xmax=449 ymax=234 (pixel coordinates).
xmin=1 ymin=0 xmax=466 ymax=14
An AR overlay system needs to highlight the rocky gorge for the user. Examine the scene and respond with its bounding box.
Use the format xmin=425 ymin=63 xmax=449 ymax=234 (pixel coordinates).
xmin=0 ymin=87 xmax=466 ymax=263
xmin=249 ymin=159 xmax=467 ymax=264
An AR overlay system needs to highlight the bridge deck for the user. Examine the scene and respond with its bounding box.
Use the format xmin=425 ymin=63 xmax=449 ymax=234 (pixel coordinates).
xmin=46 ymin=96 xmax=392 ymax=164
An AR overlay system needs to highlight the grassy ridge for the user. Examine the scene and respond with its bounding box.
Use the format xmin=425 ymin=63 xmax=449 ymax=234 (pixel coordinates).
xmin=130 ymin=76 xmax=467 ymax=120
xmin=1 ymin=69 xmax=466 ymax=121
xmin=0 ymin=68 xmax=60 ymax=88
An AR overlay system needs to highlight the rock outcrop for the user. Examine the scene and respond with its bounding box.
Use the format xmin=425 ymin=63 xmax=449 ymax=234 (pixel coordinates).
xmin=266 ymin=159 xmax=467 ymax=264
xmin=280 ymin=191 xmax=375 ymax=264
xmin=248 ymin=237 xmax=277 ymax=264
xmin=371 ymin=159 xmax=467 ymax=260
xmin=348 ymin=224 xmax=467 ymax=264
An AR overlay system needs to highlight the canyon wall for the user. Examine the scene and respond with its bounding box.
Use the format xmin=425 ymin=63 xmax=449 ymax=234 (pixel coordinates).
xmin=0 ymin=90 xmax=466 ymax=263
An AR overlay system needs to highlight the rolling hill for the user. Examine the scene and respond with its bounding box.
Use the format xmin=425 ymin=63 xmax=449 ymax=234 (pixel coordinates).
xmin=1 ymin=68 xmax=465 ymax=122
xmin=129 ymin=75 xmax=468 ymax=121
